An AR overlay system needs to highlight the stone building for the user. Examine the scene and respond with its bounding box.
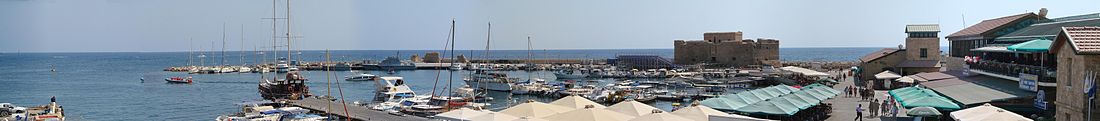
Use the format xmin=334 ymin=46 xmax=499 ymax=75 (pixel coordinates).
xmin=1052 ymin=26 xmax=1100 ymax=121
xmin=423 ymin=52 xmax=441 ymax=63
xmin=857 ymin=24 xmax=943 ymax=89
xmin=673 ymin=32 xmax=780 ymax=67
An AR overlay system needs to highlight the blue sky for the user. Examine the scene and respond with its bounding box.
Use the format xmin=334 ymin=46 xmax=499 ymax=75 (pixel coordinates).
xmin=1 ymin=0 xmax=1097 ymax=52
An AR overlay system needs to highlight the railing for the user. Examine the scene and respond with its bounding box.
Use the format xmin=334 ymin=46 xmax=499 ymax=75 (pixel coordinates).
xmin=968 ymin=60 xmax=1056 ymax=83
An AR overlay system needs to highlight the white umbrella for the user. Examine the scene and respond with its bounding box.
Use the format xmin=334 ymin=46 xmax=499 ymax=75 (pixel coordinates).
xmin=896 ymin=76 xmax=916 ymax=83
xmin=550 ymin=95 xmax=607 ymax=109
xmin=544 ymin=105 xmax=635 ymax=121
xmin=628 ymin=110 xmax=693 ymax=121
xmin=510 ymin=117 xmax=549 ymax=121
xmin=950 ymin=103 xmax=1033 ymax=121
xmin=606 ymin=100 xmax=663 ymax=117
xmin=499 ymin=101 xmax=575 ymax=118
xmin=469 ymin=112 xmax=521 ymax=121
xmin=875 ymin=70 xmax=902 ymax=79
xmin=435 ymin=108 xmax=490 ymax=121
xmin=670 ymin=105 xmax=733 ymax=121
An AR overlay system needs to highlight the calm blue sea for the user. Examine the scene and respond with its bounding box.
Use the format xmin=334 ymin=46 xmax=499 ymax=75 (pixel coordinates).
xmin=0 ymin=48 xmax=890 ymax=120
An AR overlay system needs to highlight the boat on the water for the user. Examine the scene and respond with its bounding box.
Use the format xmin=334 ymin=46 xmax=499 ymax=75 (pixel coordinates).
xmin=554 ymin=69 xmax=588 ymax=79
xmin=373 ymin=57 xmax=416 ymax=70
xmin=462 ymin=69 xmax=515 ymax=91
xmin=344 ymin=73 xmax=377 ymax=81
xmin=258 ymin=72 xmax=311 ymax=100
xmin=165 ymin=76 xmax=193 ymax=84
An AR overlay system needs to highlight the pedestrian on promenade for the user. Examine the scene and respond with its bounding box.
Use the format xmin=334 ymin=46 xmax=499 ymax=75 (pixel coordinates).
xmin=869 ymin=99 xmax=879 ymax=117
xmin=881 ymin=99 xmax=889 ymax=115
xmin=855 ymin=104 xmax=864 ymax=121
xmin=845 ymin=86 xmax=852 ymax=97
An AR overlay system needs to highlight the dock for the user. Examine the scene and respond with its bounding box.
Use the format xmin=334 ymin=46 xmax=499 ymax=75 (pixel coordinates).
xmin=287 ymin=98 xmax=429 ymax=121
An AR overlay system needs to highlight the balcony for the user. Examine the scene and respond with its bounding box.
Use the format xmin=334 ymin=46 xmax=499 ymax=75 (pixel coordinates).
xmin=967 ymin=60 xmax=1056 ymax=86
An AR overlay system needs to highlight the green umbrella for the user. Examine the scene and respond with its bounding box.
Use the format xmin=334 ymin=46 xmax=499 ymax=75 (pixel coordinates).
xmin=1007 ymin=39 xmax=1052 ymax=52
xmin=907 ymin=106 xmax=942 ymax=117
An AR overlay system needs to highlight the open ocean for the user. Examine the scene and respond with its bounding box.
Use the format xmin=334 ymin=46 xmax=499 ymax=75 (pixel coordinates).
xmin=0 ymin=48 xmax=904 ymax=120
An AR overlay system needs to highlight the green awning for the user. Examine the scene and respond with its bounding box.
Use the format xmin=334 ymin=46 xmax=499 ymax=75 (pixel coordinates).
xmin=778 ymin=94 xmax=814 ymax=109
xmin=736 ymin=99 xmax=801 ymax=115
xmin=888 ymin=86 xmax=961 ymax=111
xmin=1006 ymin=39 xmax=1052 ymax=52
xmin=700 ymin=97 xmax=747 ymax=111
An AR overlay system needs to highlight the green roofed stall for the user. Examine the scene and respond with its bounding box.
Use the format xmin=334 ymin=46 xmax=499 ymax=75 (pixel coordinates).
xmin=888 ymin=86 xmax=961 ymax=111
xmin=700 ymin=84 xmax=840 ymax=116
xmin=1006 ymin=39 xmax=1052 ymax=52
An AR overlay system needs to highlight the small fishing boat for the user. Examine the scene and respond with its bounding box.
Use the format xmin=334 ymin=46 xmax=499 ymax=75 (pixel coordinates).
xmin=554 ymin=69 xmax=588 ymax=79
xmin=165 ymin=76 xmax=193 ymax=84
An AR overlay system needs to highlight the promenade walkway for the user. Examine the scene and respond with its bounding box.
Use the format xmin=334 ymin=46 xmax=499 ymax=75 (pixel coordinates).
xmin=824 ymin=70 xmax=915 ymax=121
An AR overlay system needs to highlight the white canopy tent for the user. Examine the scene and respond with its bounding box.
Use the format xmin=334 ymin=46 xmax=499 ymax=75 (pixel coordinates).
xmin=499 ymin=101 xmax=575 ymax=118
xmin=469 ymin=112 xmax=521 ymax=121
xmin=435 ymin=108 xmax=491 ymax=121
xmin=875 ymin=70 xmax=902 ymax=79
xmin=544 ymin=107 xmax=635 ymax=121
xmin=950 ymin=103 xmax=1033 ymax=121
xmin=896 ymin=76 xmax=916 ymax=83
xmin=606 ymin=100 xmax=664 ymax=117
xmin=779 ymin=66 xmax=831 ymax=76
xmin=550 ymin=95 xmax=607 ymax=109
xmin=628 ymin=112 xmax=693 ymax=121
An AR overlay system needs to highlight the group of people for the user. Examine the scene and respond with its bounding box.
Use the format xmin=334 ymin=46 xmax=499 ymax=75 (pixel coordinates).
xmin=848 ymin=84 xmax=900 ymax=121
xmin=844 ymin=85 xmax=875 ymax=101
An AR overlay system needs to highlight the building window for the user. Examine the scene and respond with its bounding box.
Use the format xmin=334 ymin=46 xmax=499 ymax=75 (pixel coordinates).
xmin=920 ymin=48 xmax=928 ymax=58
xmin=731 ymin=57 xmax=737 ymax=61
xmin=710 ymin=57 xmax=716 ymax=62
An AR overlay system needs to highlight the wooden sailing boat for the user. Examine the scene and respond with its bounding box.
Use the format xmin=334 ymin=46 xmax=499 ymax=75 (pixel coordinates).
xmin=258 ymin=0 xmax=310 ymax=100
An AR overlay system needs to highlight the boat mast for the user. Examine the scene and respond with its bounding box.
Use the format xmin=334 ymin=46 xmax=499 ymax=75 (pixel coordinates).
xmin=285 ymin=0 xmax=292 ymax=67
xmin=445 ymin=19 xmax=456 ymax=98
xmin=222 ymin=22 xmax=227 ymax=67
xmin=240 ymin=24 xmax=245 ymax=66
xmin=270 ymin=0 xmax=278 ymax=81
xmin=189 ymin=37 xmax=193 ymax=67
xmin=483 ymin=22 xmax=491 ymax=93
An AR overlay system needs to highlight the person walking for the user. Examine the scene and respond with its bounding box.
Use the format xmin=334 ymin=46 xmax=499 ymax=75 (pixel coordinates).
xmin=855 ymin=104 xmax=864 ymax=121
xmin=869 ymin=99 xmax=879 ymax=117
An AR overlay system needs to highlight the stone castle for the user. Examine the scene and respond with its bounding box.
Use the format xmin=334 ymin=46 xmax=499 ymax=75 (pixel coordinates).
xmin=673 ymin=32 xmax=780 ymax=67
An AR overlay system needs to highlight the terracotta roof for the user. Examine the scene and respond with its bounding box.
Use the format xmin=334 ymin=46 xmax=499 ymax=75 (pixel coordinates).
xmin=947 ymin=13 xmax=1037 ymax=39
xmin=1052 ymin=26 xmax=1100 ymax=55
xmin=859 ymin=48 xmax=900 ymax=62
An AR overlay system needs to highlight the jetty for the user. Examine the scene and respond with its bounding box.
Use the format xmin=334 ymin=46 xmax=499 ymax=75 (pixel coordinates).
xmin=286 ymin=98 xmax=428 ymax=121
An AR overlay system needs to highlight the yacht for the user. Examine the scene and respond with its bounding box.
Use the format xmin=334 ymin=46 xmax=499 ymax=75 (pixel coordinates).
xmin=344 ymin=73 xmax=377 ymax=81
xmin=511 ymin=78 xmax=547 ymax=95
xmin=275 ymin=60 xmax=290 ymax=73
xmin=554 ymin=69 xmax=588 ymax=79
xmin=369 ymin=76 xmax=426 ymax=111
xmin=462 ymin=69 xmax=515 ymax=91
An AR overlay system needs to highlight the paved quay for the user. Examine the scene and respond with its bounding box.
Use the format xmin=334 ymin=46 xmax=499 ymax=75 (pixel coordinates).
xmin=288 ymin=98 xmax=429 ymax=121
xmin=824 ymin=70 xmax=915 ymax=121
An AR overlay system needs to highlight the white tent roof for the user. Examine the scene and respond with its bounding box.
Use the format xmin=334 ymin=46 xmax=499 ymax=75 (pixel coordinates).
xmin=544 ymin=108 xmax=635 ymax=121
xmin=510 ymin=117 xmax=549 ymax=121
xmin=499 ymin=101 xmax=575 ymax=118
xmin=469 ymin=112 xmax=520 ymax=121
xmin=875 ymin=70 xmax=902 ymax=79
xmin=435 ymin=108 xmax=491 ymax=121
xmin=550 ymin=95 xmax=607 ymax=109
xmin=628 ymin=112 xmax=693 ymax=121
xmin=606 ymin=100 xmax=664 ymax=117
xmin=896 ymin=76 xmax=916 ymax=83
xmin=670 ymin=105 xmax=733 ymax=121
xmin=950 ymin=103 xmax=1033 ymax=121
xmin=779 ymin=66 xmax=831 ymax=76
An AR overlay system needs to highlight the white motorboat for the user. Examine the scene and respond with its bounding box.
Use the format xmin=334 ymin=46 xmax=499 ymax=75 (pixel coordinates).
xmin=554 ymin=69 xmax=588 ymax=79
xmin=344 ymin=73 xmax=377 ymax=81
xmin=462 ymin=70 xmax=515 ymax=91
xmin=511 ymin=78 xmax=546 ymax=95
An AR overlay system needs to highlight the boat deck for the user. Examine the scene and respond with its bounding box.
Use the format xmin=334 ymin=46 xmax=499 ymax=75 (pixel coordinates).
xmin=287 ymin=98 xmax=429 ymax=121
